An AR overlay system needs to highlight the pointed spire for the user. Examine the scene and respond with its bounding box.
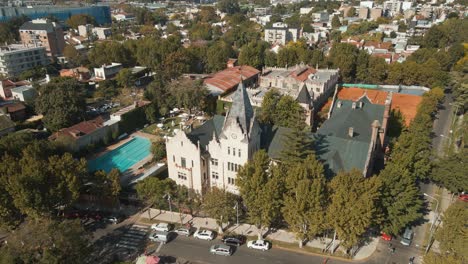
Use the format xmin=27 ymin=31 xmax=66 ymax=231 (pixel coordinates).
xmin=223 ymin=78 xmax=254 ymax=135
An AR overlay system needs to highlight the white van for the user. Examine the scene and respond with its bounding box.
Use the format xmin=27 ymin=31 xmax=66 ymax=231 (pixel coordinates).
xmin=149 ymin=231 xmax=171 ymax=244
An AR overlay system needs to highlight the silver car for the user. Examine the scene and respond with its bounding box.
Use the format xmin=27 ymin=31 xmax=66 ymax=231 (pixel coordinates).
xmin=210 ymin=244 xmax=232 ymax=256
xmin=175 ymin=227 xmax=193 ymax=237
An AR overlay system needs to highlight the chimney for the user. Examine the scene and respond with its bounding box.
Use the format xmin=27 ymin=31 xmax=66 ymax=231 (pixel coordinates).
xmin=359 ymin=101 xmax=363 ymax=108
xmin=348 ymin=127 xmax=354 ymax=138
xmin=352 ymin=102 xmax=357 ymax=109
xmin=337 ymin=101 xmax=342 ymax=108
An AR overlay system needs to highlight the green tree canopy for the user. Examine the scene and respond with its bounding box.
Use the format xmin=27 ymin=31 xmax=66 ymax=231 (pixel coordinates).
xmin=66 ymin=14 xmax=96 ymax=29
xmin=327 ymin=169 xmax=382 ymax=251
xmin=35 ymin=77 xmax=86 ymax=131
xmin=217 ymin=0 xmax=241 ymax=15
xmin=151 ymin=138 xmax=166 ymax=162
xmin=115 ymin=68 xmax=136 ymax=89
xmin=136 ymin=177 xmax=175 ymax=218
xmin=202 ymin=187 xmax=237 ymax=233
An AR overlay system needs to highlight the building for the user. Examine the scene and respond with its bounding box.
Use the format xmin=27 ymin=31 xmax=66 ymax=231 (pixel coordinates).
xmin=264 ymin=22 xmax=299 ymax=45
xmin=60 ymin=67 xmax=91 ymax=81
xmin=0 ymin=79 xmax=30 ymax=99
xmin=359 ymin=7 xmax=370 ymax=19
xmin=94 ymin=63 xmax=123 ymax=81
xmin=258 ymin=64 xmax=340 ymax=110
xmin=0 ymin=101 xmax=26 ymax=121
xmin=0 ymin=44 xmax=49 ymax=77
xmin=360 ymin=1 xmax=374 ymax=9
xmin=112 ymin=12 xmax=135 ymax=22
xmin=0 ymin=115 xmax=15 ymax=137
xmin=78 ymin=24 xmax=93 ymax=38
xmin=203 ymin=64 xmax=260 ymax=95
xmin=166 ymin=81 xmax=261 ymax=194
xmin=0 ymin=5 xmax=111 ymax=25
xmin=370 ymin=8 xmax=383 ymax=20
xmin=92 ymin=27 xmax=112 ymax=40
xmin=11 ymin=85 xmax=37 ymax=102
xmin=19 ymin=19 xmax=65 ymax=58
xmin=383 ymin=1 xmax=402 ymax=16
xmin=49 ymin=116 xmax=119 ymax=152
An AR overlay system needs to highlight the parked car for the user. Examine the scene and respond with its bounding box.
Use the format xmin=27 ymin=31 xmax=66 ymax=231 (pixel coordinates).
xmin=400 ymin=227 xmax=414 ymax=246
xmin=151 ymin=223 xmax=173 ymax=232
xmin=149 ymin=231 xmax=172 ymax=244
xmin=175 ymin=227 xmax=193 ymax=237
xmin=381 ymin=232 xmax=392 ymax=241
xmin=221 ymin=235 xmax=246 ymax=246
xmin=194 ymin=230 xmax=215 ymax=241
xmin=458 ymin=194 xmax=468 ymax=202
xmin=209 ymin=244 xmax=232 ymax=256
xmin=247 ymin=240 xmax=270 ymax=251
xmin=105 ymin=215 xmax=121 ymax=224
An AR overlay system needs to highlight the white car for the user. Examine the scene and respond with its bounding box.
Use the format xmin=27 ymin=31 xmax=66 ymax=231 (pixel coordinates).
xmin=247 ymin=240 xmax=270 ymax=251
xmin=151 ymin=223 xmax=172 ymax=232
xmin=175 ymin=227 xmax=193 ymax=237
xmin=194 ymin=230 xmax=215 ymax=241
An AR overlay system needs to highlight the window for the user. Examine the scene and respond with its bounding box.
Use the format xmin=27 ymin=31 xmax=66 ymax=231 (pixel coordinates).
xmin=211 ymin=158 xmax=218 ymax=166
xmin=191 ymin=160 xmax=194 ymax=167
xmin=181 ymin=157 xmax=186 ymax=168
xmin=233 ymin=148 xmax=236 ymax=156
xmin=228 ymin=147 xmax=230 ymax=155
xmin=228 ymin=177 xmax=236 ymax=185
xmin=202 ymin=159 xmax=205 ymax=166
xmin=181 ymin=141 xmax=183 ymax=146
xmin=178 ymin=172 xmax=187 ymax=180
xmin=228 ymin=162 xmax=231 ymax=171
xmin=173 ymin=155 xmax=175 ymax=162
xmin=238 ymin=149 xmax=241 ymax=157
xmin=212 ymin=171 xmax=219 ymax=179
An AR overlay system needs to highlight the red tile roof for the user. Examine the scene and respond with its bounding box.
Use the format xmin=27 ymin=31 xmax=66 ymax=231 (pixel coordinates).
xmin=337 ymin=87 xmax=423 ymax=126
xmin=292 ymin=67 xmax=317 ymax=82
xmin=50 ymin=116 xmax=106 ymax=140
xmin=364 ymin=41 xmax=392 ymax=50
xmin=204 ymin=65 xmax=260 ymax=92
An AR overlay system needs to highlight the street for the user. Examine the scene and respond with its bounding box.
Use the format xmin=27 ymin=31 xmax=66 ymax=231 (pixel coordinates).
xmin=153 ymin=234 xmax=345 ymax=264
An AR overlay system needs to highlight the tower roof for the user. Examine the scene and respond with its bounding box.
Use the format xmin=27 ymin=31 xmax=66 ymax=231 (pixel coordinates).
xmin=223 ymin=80 xmax=254 ymax=135
xmin=296 ymin=84 xmax=312 ymax=104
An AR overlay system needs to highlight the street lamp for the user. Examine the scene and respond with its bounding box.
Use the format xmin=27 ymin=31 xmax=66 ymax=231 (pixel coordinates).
xmin=423 ymin=193 xmax=439 ymax=254
xmin=164 ymin=193 xmax=173 ymax=222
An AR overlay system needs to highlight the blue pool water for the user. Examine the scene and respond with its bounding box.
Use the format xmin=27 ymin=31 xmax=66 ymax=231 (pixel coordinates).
xmin=88 ymin=136 xmax=151 ymax=173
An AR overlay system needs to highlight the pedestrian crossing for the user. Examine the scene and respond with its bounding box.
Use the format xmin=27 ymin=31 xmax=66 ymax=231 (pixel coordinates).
xmin=116 ymin=225 xmax=149 ymax=250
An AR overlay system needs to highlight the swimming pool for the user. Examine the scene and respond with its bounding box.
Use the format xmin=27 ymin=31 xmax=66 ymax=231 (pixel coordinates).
xmin=88 ymin=136 xmax=151 ymax=173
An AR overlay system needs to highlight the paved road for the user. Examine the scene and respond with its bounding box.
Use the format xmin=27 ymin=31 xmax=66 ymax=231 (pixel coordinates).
xmin=155 ymin=235 xmax=346 ymax=264
xmin=432 ymin=94 xmax=453 ymax=154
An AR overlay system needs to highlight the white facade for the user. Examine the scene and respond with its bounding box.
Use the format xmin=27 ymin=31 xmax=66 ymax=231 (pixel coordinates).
xmin=360 ymin=1 xmax=374 ymax=8
xmin=0 ymin=45 xmax=49 ymax=77
xmin=94 ymin=63 xmax=122 ymax=80
xmin=92 ymin=27 xmax=112 ymax=40
xmin=264 ymin=22 xmax=299 ymax=45
xmin=166 ymin=82 xmax=261 ymax=195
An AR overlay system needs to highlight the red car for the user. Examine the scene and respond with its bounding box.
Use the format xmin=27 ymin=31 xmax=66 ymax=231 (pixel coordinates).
xmin=458 ymin=194 xmax=468 ymax=202
xmin=381 ymin=232 xmax=392 ymax=241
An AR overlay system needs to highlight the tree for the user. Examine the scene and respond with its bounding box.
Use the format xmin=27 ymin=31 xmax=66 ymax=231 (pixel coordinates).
xmin=434 ymin=201 xmax=468 ymax=261
xmin=168 ymin=78 xmax=209 ymax=114
xmin=430 ymin=149 xmax=468 ymax=193
xmin=366 ymin=56 xmax=388 ymax=83
xmin=206 ymin=40 xmax=235 ymax=72
xmin=94 ymin=79 xmax=119 ymax=99
xmin=173 ymin=185 xmax=202 ymax=216
xmin=163 ymin=50 xmax=193 ymax=80
xmin=327 ymin=170 xmax=382 ymax=252
xmin=282 ymin=155 xmax=327 ymax=247
xmin=0 ymin=218 xmax=90 ymax=263
xmin=238 ymin=41 xmax=270 ymax=69
xmin=202 ymin=187 xmax=237 ymax=233
xmin=87 ymin=169 xmax=121 ymax=197
xmin=63 ymin=44 xmax=80 ymax=64
xmin=328 ymin=43 xmax=359 ymax=82
xmin=258 ymin=88 xmax=281 ymax=124
xmin=331 ymin=15 xmax=341 ymax=29
xmin=66 ymin=14 xmax=96 ymax=29
xmin=0 ymin=144 xmax=86 ymax=220
xmin=237 ymin=150 xmax=283 ymax=239
xmin=35 ymin=77 xmax=86 ymax=131
xmin=423 ymin=252 xmax=464 ymax=264
xmin=151 ymin=138 xmax=166 ymax=162
xmin=346 ymin=7 xmax=356 ymax=17
xmin=274 ymin=95 xmax=305 ymax=129
xmin=136 ymin=177 xmax=175 ymax=218
xmin=189 ymin=22 xmax=212 ymax=41
xmin=115 ymin=68 xmax=135 ymax=89
xmin=217 ymin=0 xmax=240 ymax=15
xmin=280 ymin=128 xmax=314 ymax=164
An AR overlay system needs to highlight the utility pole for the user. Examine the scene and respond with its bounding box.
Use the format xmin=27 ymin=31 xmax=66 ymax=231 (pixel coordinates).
xmin=234 ymin=201 xmax=239 ymax=226
xmin=164 ymin=193 xmax=173 ymax=222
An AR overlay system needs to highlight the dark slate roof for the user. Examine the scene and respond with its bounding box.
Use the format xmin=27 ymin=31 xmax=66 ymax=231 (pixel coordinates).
xmin=223 ymin=81 xmax=254 ymax=135
xmin=296 ymin=85 xmax=311 ymax=104
xmin=262 ymin=96 xmax=385 ymax=176
xmin=20 ymin=21 xmax=58 ymax=32
xmin=187 ymin=115 xmax=225 ymax=149
xmin=317 ymin=96 xmax=384 ymax=143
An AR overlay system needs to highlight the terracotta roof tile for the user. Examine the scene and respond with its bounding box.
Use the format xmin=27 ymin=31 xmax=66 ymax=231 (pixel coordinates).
xmin=51 ymin=116 xmax=105 ymax=140
xmin=204 ymin=66 xmax=260 ymax=92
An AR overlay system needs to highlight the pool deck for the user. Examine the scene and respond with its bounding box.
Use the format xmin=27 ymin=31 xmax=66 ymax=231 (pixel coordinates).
xmin=88 ymin=130 xmax=164 ymax=185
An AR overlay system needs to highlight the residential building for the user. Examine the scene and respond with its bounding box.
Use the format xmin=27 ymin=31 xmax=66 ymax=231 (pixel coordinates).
xmin=300 ymin=7 xmax=313 ymax=15
xmin=0 ymin=79 xmax=30 ymax=99
xmin=384 ymin=1 xmax=402 ymax=16
xmin=78 ymin=24 xmax=93 ymax=38
xmin=360 ymin=1 xmax=374 ymax=9
xmin=166 ymin=81 xmax=261 ymax=194
xmin=370 ymin=8 xmax=383 ymax=20
xmin=0 ymin=115 xmax=15 ymax=137
xmin=253 ymin=7 xmax=271 ymax=16
xmin=11 ymin=85 xmax=37 ymax=102
xmin=264 ymin=22 xmax=299 ymax=45
xmin=359 ymin=7 xmax=370 ymax=19
xmin=94 ymin=63 xmax=123 ymax=81
xmin=60 ymin=67 xmax=91 ymax=81
xmin=49 ymin=116 xmax=119 ymax=152
xmin=0 ymin=44 xmax=49 ymax=77
xmin=92 ymin=27 xmax=112 ymax=40
xmin=110 ymin=100 xmax=151 ymax=122
xmin=0 ymin=101 xmax=26 ymax=121
xmin=112 ymin=12 xmax=135 ymax=22
xmin=258 ymin=64 xmax=340 ymax=110
xmin=19 ymin=19 xmax=65 ymax=58
xmin=203 ymin=64 xmax=260 ymax=95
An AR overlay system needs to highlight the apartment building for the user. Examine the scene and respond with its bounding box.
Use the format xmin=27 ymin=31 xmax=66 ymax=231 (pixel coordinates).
xmin=264 ymin=22 xmax=298 ymax=45
xmin=0 ymin=45 xmax=49 ymax=77
xmin=19 ymin=19 xmax=65 ymax=58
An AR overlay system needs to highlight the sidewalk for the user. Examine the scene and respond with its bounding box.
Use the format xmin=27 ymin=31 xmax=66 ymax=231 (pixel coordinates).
xmin=138 ymin=208 xmax=379 ymax=261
